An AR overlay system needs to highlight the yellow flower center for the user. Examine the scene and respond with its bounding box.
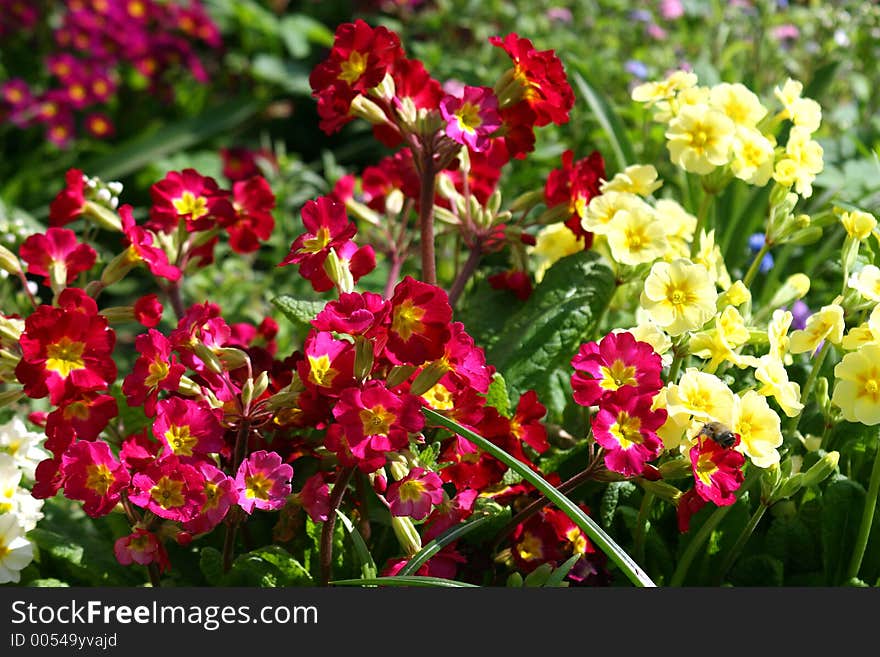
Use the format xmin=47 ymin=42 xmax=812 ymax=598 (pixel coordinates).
xmin=172 ymin=191 xmax=208 ymax=221
xmin=203 ymin=481 xmax=220 ymax=510
xmin=150 ymin=476 xmax=186 ymax=509
xmin=454 ymin=102 xmax=483 ymax=134
xmin=600 ymin=359 xmax=638 ymax=391
xmin=422 ymin=383 xmax=454 ymax=410
xmin=695 ymin=452 xmax=718 ymax=487
xmin=359 ymin=405 xmax=396 ymax=436
xmin=145 ymin=358 xmax=170 ymax=388
xmin=245 ymin=472 xmax=273 ymax=500
xmin=165 ymin=424 xmax=197 ymax=457
xmin=516 ymin=531 xmax=544 ymax=561
xmin=307 ymin=354 xmax=337 ymax=388
xmin=45 ymin=336 xmax=87 ymax=378
xmin=85 ymin=464 xmax=115 ymax=496
xmin=397 ymin=479 xmax=426 ymax=503
xmin=0 ymin=544 xmax=9 ymax=560
xmin=129 ymin=534 xmax=152 ymax=552
xmin=338 ymin=50 xmax=368 ymax=84
xmin=391 ymin=299 xmax=426 ymax=341
xmin=63 ymin=401 xmax=90 ymax=421
xmin=610 ymin=412 xmax=643 ymax=449
xmin=866 ymin=379 xmax=879 ymax=395
xmin=301 ymin=226 xmax=332 ymax=254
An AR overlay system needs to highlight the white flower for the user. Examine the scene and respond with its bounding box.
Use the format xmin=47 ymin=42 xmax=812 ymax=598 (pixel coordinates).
xmin=0 ymin=513 xmax=34 ymax=584
xmin=0 ymin=417 xmax=49 ymax=480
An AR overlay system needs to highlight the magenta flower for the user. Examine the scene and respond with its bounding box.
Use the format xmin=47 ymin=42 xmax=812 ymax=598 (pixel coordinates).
xmin=153 ymin=397 xmax=224 ymax=461
xmin=59 ymin=440 xmax=131 ymax=518
xmin=19 ymin=227 xmax=96 ymax=287
xmin=114 ymin=529 xmax=170 ymax=573
xmin=571 ymin=331 xmax=663 ymax=408
xmin=129 ymin=456 xmax=206 ymax=523
xmin=235 ymin=450 xmax=293 ymax=514
xmin=439 ymin=85 xmax=502 ymax=152
xmin=591 ymin=387 xmax=666 ymax=476
xmin=184 ymin=463 xmax=237 ymax=535
xmin=387 ymin=468 xmax=445 ymax=520
xmin=690 ymin=434 xmax=745 ymax=506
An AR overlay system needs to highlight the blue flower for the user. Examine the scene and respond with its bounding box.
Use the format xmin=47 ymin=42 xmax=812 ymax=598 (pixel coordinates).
xmin=624 ymin=60 xmax=649 ymax=79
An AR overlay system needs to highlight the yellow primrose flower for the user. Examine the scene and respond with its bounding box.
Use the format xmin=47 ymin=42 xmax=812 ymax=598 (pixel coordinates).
xmin=775 ymin=126 xmax=823 ymax=198
xmin=768 ymin=309 xmax=793 ymax=363
xmin=832 ymin=343 xmax=880 ymax=425
xmin=666 ymin=368 xmax=737 ymax=426
xmin=754 ymin=354 xmax=804 ymax=417
xmin=581 ymin=191 xmax=645 ymax=235
xmin=774 ymin=79 xmax=821 ymax=133
xmin=839 ymin=209 xmax=877 ymax=241
xmin=653 ymin=85 xmax=712 ymax=123
xmin=849 ymin=265 xmax=880 ymax=302
xmin=600 ymin=164 xmax=663 ymax=196
xmin=841 ymin=324 xmax=879 ymax=352
xmin=666 ymin=104 xmax=735 ymax=175
xmin=632 ymin=70 xmax=698 ymax=105
xmin=709 ymin=82 xmax=767 ymax=128
xmin=718 ymin=305 xmax=750 ymax=347
xmin=605 ymin=203 xmax=667 ymax=266
xmin=765 ymin=273 xmax=810 ymax=310
xmin=652 ymin=386 xmax=691 ymax=451
xmin=626 ymin=317 xmax=673 ymax=366
xmin=718 ymin=280 xmax=751 ymax=308
xmin=689 ymin=329 xmax=735 ymax=374
xmin=789 ymin=304 xmax=844 ymax=354
xmin=733 ymin=390 xmax=783 ymax=468
xmin=654 ymin=199 xmax=696 ymax=259
xmin=641 ymin=258 xmax=718 ymax=336
xmin=693 ymin=229 xmax=732 ymax=289
xmin=730 ymin=127 xmax=775 ymax=186
xmin=530 ymin=222 xmax=581 ymax=283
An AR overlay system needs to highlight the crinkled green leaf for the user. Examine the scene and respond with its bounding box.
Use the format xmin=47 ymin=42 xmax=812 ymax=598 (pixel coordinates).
xmin=485 ymin=372 xmax=511 ymax=417
xmin=487 ymin=251 xmax=615 ymax=421
xmin=272 ymin=296 xmax=326 ymax=328
xmin=822 ymin=477 xmax=865 ymax=585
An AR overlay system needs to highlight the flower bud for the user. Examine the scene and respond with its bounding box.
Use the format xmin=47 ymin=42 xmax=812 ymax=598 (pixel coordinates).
xmin=323 ymin=248 xmax=354 ymax=294
xmin=177 ymin=375 xmax=203 ymax=396
xmin=762 ymin=464 xmax=783 ymax=501
xmin=801 ymin=451 xmax=840 ymax=488
xmin=409 ymin=361 xmax=450 ymax=397
xmin=765 ymin=273 xmax=810 ymax=310
xmin=354 ymin=336 xmax=375 ymax=381
xmin=193 ymin=342 xmax=224 ymax=375
xmin=391 ymin=516 xmax=422 ymax=556
xmin=436 ymin=173 xmax=459 ymax=201
xmin=83 ymin=200 xmax=122 ymax=232
xmin=385 ymin=189 xmax=405 ymax=217
xmin=769 ymin=182 xmax=791 ymax=208
xmin=349 ymin=94 xmax=391 ymax=126
xmin=241 ymin=378 xmax=255 ymax=409
xmin=100 ymin=250 xmax=137 ymax=287
xmin=99 ymin=305 xmax=136 ymax=324
xmin=0 ymin=316 xmax=24 ymax=343
xmin=387 ymin=454 xmax=410 ymax=481
xmin=386 ymin=365 xmax=417 ymax=388
xmin=252 ymin=371 xmax=269 ymax=400
xmin=786 ymin=226 xmax=823 ymax=246
xmin=0 ymin=388 xmax=24 ymax=408
xmin=508 ymin=189 xmax=544 ymax=213
xmin=771 ymin=472 xmax=804 ymax=502
xmin=344 ymin=198 xmax=382 ymax=227
xmin=802 ymin=434 xmax=823 ymax=452
xmin=0 ymin=244 xmax=21 ymax=276
xmin=215 ymin=347 xmax=249 ymax=371
xmin=658 ymin=456 xmax=692 ymax=479
xmin=637 ymin=478 xmax=682 ymax=504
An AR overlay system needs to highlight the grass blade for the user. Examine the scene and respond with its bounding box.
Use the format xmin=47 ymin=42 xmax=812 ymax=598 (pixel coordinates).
xmin=572 ymin=70 xmax=636 ymax=171
xmin=331 ymin=576 xmax=479 ymax=588
xmin=423 ymin=408 xmax=656 ymax=587
xmin=335 ymin=509 xmax=377 ymax=580
xmin=397 ymin=514 xmax=494 ymax=577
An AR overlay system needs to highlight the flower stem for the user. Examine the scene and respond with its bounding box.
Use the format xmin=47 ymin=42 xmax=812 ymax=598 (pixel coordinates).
xmin=417 ymin=147 xmax=437 ymax=286
xmin=147 ymin=563 xmax=162 ymax=588
xmin=846 ymin=431 xmax=880 ymax=582
xmin=384 ymin=254 xmax=403 ymax=299
xmin=319 ymin=466 xmax=355 ymax=586
xmin=633 ymin=491 xmax=655 ymax=565
xmin=715 ymin=500 xmax=768 ymax=584
xmin=669 ymin=467 xmax=760 ymax=586
xmin=784 ymin=340 xmax=831 ymax=438
xmin=222 ymin=420 xmax=252 ymax=573
xmin=166 ymin=281 xmax=186 ymax=321
xmin=689 ymin=191 xmax=714 ymax=259
xmin=742 ymin=242 xmax=771 ymax=289
xmin=448 ymin=241 xmax=482 ymax=307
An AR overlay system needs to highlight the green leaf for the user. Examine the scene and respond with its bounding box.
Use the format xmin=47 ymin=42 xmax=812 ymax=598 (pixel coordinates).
xmin=250 ymin=55 xmax=312 ymax=95
xmin=542 ymin=554 xmax=580 ymax=587
xmin=81 ymin=97 xmax=263 ymax=182
xmin=821 ymin=477 xmax=866 ymax=585
xmin=487 ymin=250 xmax=615 ymax=420
xmin=397 ymin=513 xmax=494 ymax=576
xmin=485 ymin=372 xmax=511 ymax=417
xmin=331 ymin=575 xmax=479 ymax=588
xmin=458 ymin=274 xmax=519 ymax=353
xmin=227 ymin=546 xmax=314 ymax=587
xmin=271 ymin=296 xmax=326 ymax=328
xmin=335 ymin=510 xmax=377 ymax=580
xmin=599 ymin=481 xmax=638 ymax=530
xmin=523 ymin=562 xmax=555 ymax=587
xmin=571 ymin=70 xmax=636 ymax=171
xmin=728 ymin=554 xmax=784 ymax=587
xmin=27 ymin=579 xmax=70 ymax=587
xmin=423 ymin=408 xmax=655 ymax=587
xmin=110 ymin=382 xmax=151 ymax=436
xmin=199 ymin=547 xmax=227 ymax=586
xmin=279 ymin=14 xmax=334 ymax=58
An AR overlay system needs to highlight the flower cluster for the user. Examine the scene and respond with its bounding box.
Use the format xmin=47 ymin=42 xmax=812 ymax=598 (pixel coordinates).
xmin=0 ymin=0 xmax=222 ymax=147
xmin=0 ymin=417 xmax=48 ymax=583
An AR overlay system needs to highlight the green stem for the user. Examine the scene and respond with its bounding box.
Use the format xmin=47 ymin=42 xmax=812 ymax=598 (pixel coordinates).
xmin=667 ymin=342 xmax=686 ymax=383
xmin=715 ymin=500 xmax=769 ymax=584
xmin=669 ymin=467 xmax=760 ymax=586
xmin=633 ymin=492 xmax=655 ymax=566
xmin=423 ymin=408 xmax=655 ymax=587
xmin=846 ymin=432 xmax=880 ymax=582
xmin=690 ymin=191 xmax=714 ymax=259
xmin=742 ymin=242 xmax=771 ymax=289
xmin=784 ymin=340 xmax=831 ymax=438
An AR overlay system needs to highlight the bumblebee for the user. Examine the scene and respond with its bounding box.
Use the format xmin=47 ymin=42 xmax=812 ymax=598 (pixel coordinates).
xmin=698 ymin=421 xmax=737 ymax=449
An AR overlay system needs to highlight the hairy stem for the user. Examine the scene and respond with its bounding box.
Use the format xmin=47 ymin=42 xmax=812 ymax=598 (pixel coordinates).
xmin=847 ymin=432 xmax=880 ymax=582
xmin=222 ymin=421 xmax=252 ymax=572
xmin=633 ymin=492 xmax=655 ymax=566
xmin=448 ymin=241 xmax=482 ymax=307
xmin=320 ymin=466 xmax=355 ymax=586
xmin=417 ymin=147 xmax=437 ymax=286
